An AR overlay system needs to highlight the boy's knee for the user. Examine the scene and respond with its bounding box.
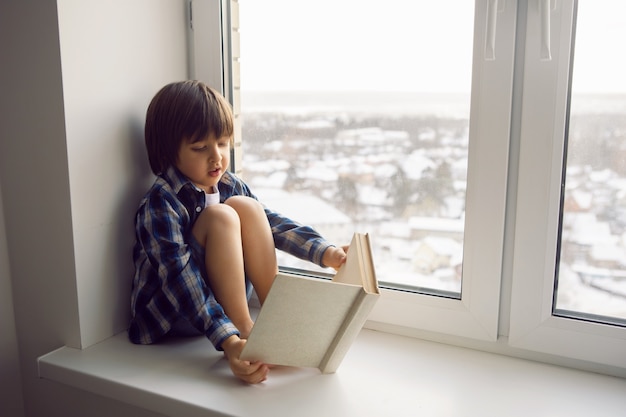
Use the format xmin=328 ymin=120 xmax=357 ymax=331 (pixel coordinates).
xmin=224 ymin=196 xmax=265 ymax=216
xmin=193 ymin=204 xmax=240 ymax=243
xmin=201 ymin=203 xmax=239 ymax=226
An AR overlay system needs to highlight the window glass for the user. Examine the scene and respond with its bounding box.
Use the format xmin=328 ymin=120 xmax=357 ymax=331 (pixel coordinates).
xmin=555 ymin=0 xmax=626 ymax=325
xmin=239 ymin=0 xmax=474 ymax=297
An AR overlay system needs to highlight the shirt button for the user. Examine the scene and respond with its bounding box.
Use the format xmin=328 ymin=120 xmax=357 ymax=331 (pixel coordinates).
xmin=196 ymin=206 xmax=202 ymax=213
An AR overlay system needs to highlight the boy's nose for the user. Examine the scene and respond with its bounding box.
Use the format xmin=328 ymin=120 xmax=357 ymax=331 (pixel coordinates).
xmin=208 ymin=145 xmax=220 ymax=162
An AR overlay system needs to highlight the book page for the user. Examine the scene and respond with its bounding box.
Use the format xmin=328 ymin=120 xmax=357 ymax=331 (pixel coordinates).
xmin=333 ymin=233 xmax=378 ymax=294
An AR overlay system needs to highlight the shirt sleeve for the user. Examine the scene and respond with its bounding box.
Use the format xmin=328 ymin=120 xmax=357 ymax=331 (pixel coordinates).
xmin=264 ymin=206 xmax=333 ymax=268
xmin=135 ymin=190 xmax=239 ymax=349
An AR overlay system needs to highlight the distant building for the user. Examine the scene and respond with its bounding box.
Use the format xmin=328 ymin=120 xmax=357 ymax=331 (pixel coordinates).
xmin=408 ymin=216 xmax=464 ymax=241
xmin=563 ymin=190 xmax=593 ymax=213
xmin=413 ymin=236 xmax=463 ymax=274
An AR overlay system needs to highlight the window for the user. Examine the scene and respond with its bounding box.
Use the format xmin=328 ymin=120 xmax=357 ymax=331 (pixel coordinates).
xmin=238 ymin=0 xmax=516 ymax=341
xmin=194 ymin=0 xmax=625 ymax=373
xmin=240 ymin=0 xmax=474 ymax=297
xmin=554 ymin=0 xmax=626 ymax=325
xmin=509 ymin=0 xmax=626 ymax=369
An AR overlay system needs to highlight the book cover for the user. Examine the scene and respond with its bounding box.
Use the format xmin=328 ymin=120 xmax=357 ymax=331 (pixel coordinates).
xmin=240 ymin=233 xmax=380 ymax=373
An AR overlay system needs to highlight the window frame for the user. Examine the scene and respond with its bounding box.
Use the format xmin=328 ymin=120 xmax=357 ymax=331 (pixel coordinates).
xmin=509 ymin=0 xmax=626 ymax=369
xmin=229 ymin=0 xmax=516 ymax=342
xmin=199 ymin=0 xmax=626 ymax=372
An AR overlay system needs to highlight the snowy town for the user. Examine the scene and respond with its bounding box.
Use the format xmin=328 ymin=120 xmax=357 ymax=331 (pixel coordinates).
xmin=240 ymin=95 xmax=626 ymax=319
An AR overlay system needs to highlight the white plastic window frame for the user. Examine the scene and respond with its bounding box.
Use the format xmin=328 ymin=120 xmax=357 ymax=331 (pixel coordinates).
xmin=509 ymin=0 xmax=626 ymax=369
xmin=193 ymin=0 xmax=516 ymax=342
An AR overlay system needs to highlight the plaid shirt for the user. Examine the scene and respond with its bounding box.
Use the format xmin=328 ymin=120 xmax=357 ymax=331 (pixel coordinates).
xmin=129 ymin=166 xmax=331 ymax=349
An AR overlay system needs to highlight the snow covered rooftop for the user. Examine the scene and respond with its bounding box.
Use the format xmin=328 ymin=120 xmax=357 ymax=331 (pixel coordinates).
xmin=253 ymin=188 xmax=351 ymax=226
xmin=409 ymin=216 xmax=465 ymax=233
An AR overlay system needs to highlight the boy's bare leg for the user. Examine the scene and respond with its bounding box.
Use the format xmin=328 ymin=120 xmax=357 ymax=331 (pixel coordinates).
xmin=225 ymin=196 xmax=278 ymax=304
xmin=192 ymin=204 xmax=254 ymax=338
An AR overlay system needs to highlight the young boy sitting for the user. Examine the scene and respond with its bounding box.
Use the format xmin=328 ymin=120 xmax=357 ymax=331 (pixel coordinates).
xmin=128 ymin=80 xmax=347 ymax=384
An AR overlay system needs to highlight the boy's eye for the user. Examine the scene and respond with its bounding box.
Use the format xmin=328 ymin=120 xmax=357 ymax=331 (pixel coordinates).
xmin=192 ymin=146 xmax=208 ymax=152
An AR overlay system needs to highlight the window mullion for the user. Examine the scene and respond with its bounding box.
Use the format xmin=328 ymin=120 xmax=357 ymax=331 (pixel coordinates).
xmin=367 ymin=0 xmax=516 ymax=341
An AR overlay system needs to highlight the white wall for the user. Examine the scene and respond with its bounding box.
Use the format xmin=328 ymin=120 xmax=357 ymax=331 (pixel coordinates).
xmin=57 ymin=0 xmax=189 ymax=348
xmin=0 ymin=0 xmax=189 ymax=415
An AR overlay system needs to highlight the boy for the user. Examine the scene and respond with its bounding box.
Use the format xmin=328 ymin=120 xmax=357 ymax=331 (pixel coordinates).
xmin=129 ymin=80 xmax=347 ymax=384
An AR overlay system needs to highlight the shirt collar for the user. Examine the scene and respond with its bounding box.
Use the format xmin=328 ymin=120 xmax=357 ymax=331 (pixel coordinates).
xmin=162 ymin=166 xmax=194 ymax=195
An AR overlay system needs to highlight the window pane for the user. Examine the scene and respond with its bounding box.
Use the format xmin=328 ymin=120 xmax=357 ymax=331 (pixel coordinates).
xmin=555 ymin=0 xmax=626 ymax=325
xmin=239 ymin=0 xmax=474 ymax=296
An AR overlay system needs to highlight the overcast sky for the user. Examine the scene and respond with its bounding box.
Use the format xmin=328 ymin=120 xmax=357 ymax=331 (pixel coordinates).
xmin=239 ymin=0 xmax=474 ymax=92
xmin=571 ymin=0 xmax=626 ymax=93
xmin=239 ymin=0 xmax=626 ymax=94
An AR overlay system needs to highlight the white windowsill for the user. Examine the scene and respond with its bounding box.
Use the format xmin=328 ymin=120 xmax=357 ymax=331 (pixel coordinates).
xmin=38 ymin=328 xmax=626 ymax=417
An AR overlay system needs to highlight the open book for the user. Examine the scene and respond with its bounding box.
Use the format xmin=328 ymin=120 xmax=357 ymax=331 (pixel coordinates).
xmin=240 ymin=233 xmax=380 ymax=374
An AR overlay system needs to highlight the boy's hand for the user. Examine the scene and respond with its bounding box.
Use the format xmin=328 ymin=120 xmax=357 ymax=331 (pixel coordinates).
xmin=322 ymin=245 xmax=349 ymax=270
xmin=221 ymin=335 xmax=269 ymax=384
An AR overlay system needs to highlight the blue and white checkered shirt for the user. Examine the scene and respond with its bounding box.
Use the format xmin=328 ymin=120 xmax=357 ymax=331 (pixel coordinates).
xmin=129 ymin=166 xmax=332 ymax=349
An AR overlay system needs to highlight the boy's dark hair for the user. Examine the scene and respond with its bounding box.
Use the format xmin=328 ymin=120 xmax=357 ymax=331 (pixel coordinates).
xmin=145 ymin=80 xmax=234 ymax=175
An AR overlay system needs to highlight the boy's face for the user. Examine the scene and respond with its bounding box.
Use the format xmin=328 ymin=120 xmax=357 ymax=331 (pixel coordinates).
xmin=176 ymin=134 xmax=231 ymax=192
